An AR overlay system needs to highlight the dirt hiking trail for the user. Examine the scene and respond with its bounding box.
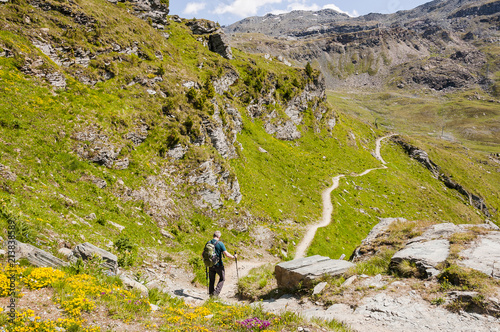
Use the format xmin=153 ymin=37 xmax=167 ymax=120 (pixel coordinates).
xmin=294 ymin=135 xmax=394 ymax=259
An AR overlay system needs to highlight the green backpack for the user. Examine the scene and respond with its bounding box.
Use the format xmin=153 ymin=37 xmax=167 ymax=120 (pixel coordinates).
xmin=202 ymin=240 xmax=219 ymax=267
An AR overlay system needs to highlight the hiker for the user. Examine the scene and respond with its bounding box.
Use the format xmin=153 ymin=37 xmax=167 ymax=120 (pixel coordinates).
xmin=204 ymin=230 xmax=237 ymax=297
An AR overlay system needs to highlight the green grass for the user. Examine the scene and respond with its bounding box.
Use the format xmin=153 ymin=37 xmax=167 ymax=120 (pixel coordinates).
xmin=307 ymin=133 xmax=499 ymax=259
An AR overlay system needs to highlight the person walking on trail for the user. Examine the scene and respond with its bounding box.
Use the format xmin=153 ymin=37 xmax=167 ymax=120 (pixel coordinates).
xmin=207 ymin=230 xmax=237 ymax=297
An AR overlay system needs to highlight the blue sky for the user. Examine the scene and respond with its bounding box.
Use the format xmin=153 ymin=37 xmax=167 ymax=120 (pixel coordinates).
xmin=169 ymin=0 xmax=434 ymax=26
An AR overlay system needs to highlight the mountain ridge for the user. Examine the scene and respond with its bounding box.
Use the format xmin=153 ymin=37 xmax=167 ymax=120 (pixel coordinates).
xmin=225 ymin=0 xmax=500 ymax=94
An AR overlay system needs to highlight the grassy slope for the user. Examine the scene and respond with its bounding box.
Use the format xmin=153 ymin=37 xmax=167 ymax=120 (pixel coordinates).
xmin=0 ymin=0 xmax=498 ymax=281
xmin=307 ymin=93 xmax=500 ymax=259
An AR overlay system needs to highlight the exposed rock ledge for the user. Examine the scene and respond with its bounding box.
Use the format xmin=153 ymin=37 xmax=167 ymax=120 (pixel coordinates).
xmin=392 ymin=136 xmax=491 ymax=217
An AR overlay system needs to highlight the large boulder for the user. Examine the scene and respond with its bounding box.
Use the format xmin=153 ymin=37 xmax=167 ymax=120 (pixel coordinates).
xmin=14 ymin=241 xmax=67 ymax=268
xmin=119 ymin=275 xmax=148 ymax=295
xmin=72 ymin=242 xmax=118 ymax=273
xmin=275 ymin=255 xmax=354 ymax=289
xmin=459 ymin=232 xmax=500 ymax=279
xmin=391 ymin=239 xmax=450 ymax=278
xmin=209 ymin=32 xmax=233 ymax=60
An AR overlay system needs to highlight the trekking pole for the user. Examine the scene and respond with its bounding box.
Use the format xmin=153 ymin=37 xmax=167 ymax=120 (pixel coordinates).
xmin=206 ymin=266 xmax=209 ymax=295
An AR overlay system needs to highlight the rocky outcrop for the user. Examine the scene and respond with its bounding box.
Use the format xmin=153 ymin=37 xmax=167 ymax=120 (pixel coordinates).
xmin=275 ymin=255 xmax=354 ymax=289
xmin=260 ymin=75 xmax=328 ymax=141
xmin=188 ymin=159 xmax=242 ymax=209
xmin=408 ymin=223 xmax=461 ymax=244
xmin=186 ymin=19 xmax=233 ymax=59
xmin=208 ymin=32 xmax=233 ymax=60
xmin=72 ymin=127 xmax=128 ymax=169
xmin=391 ymin=239 xmax=450 ymax=278
xmin=21 ymin=55 xmax=67 ymax=88
xmin=351 ymin=218 xmax=408 ymax=260
xmin=125 ymin=124 xmax=149 ymax=145
xmin=449 ymin=1 xmax=500 ymax=18
xmin=13 ymin=241 xmax=68 ymax=268
xmin=28 ymin=0 xmax=96 ymax=27
xmin=186 ymin=20 xmax=218 ymax=35
xmin=167 ymin=144 xmax=188 ymax=159
xmin=113 ymin=176 xmax=178 ymax=225
xmin=403 ymin=57 xmax=481 ymax=91
xmin=212 ymin=70 xmax=239 ymax=95
xmin=265 ymin=120 xmax=302 ymax=141
xmin=108 ymin=0 xmax=169 ymax=26
xmin=72 ymin=242 xmax=118 ymax=273
xmin=203 ymin=119 xmax=237 ymax=159
xmin=392 ymin=136 xmax=491 ymax=217
xmin=459 ymin=232 xmax=500 ymax=279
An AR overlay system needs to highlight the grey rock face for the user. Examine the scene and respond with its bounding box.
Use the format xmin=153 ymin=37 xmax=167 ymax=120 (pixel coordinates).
xmin=72 ymin=242 xmax=118 ymax=273
xmin=275 ymin=255 xmax=354 ymax=289
xmin=212 ymin=70 xmax=239 ymax=95
xmin=14 ymin=241 xmax=68 ymax=268
xmin=167 ymin=144 xmax=188 ymax=159
xmin=110 ymin=0 xmax=169 ymax=25
xmin=186 ymin=20 xmax=218 ymax=35
xmin=459 ymin=231 xmax=500 ymax=279
xmin=391 ymin=239 xmax=450 ymax=278
xmin=208 ymin=32 xmax=233 ymax=60
xmin=188 ymin=159 xmax=242 ymax=208
xmin=73 ymin=127 xmax=127 ymax=169
xmin=265 ymin=120 xmax=302 ymax=141
xmin=203 ymin=119 xmax=237 ymax=159
xmin=125 ymin=124 xmax=149 ymax=145
xmin=408 ymin=223 xmax=461 ymax=244
xmin=114 ymin=176 xmax=177 ymax=225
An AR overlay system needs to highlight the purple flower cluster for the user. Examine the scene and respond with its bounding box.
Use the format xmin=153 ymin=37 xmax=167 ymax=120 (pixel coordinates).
xmin=237 ymin=317 xmax=271 ymax=330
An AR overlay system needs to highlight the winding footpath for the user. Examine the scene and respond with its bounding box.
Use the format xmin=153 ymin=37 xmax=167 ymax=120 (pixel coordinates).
xmin=164 ymin=135 xmax=395 ymax=304
xmin=294 ymin=134 xmax=394 ymax=259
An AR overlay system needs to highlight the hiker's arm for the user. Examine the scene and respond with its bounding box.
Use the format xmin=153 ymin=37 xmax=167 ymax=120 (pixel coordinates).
xmin=223 ymin=251 xmax=237 ymax=259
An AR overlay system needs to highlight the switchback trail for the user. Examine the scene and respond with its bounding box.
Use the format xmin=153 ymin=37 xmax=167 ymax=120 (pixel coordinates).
xmin=294 ymin=134 xmax=394 ymax=259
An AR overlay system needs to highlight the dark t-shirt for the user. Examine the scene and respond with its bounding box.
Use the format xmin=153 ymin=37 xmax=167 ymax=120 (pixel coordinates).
xmin=209 ymin=239 xmax=226 ymax=268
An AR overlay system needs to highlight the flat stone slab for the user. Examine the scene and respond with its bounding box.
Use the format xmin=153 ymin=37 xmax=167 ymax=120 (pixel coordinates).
xmin=408 ymin=223 xmax=460 ymax=244
xmin=275 ymin=255 xmax=354 ymax=289
xmin=72 ymin=242 xmax=118 ymax=273
xmin=14 ymin=241 xmax=67 ymax=268
xmin=459 ymin=232 xmax=500 ymax=278
xmin=391 ymin=239 xmax=449 ymax=277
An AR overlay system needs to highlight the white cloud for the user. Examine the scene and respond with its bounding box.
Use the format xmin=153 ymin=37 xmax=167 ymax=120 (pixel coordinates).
xmin=323 ymin=3 xmax=359 ymax=17
xmin=183 ymin=2 xmax=207 ymax=15
xmin=213 ymin=0 xmax=283 ymax=17
xmin=269 ymin=1 xmax=359 ymax=17
xmin=269 ymin=1 xmax=319 ymax=15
